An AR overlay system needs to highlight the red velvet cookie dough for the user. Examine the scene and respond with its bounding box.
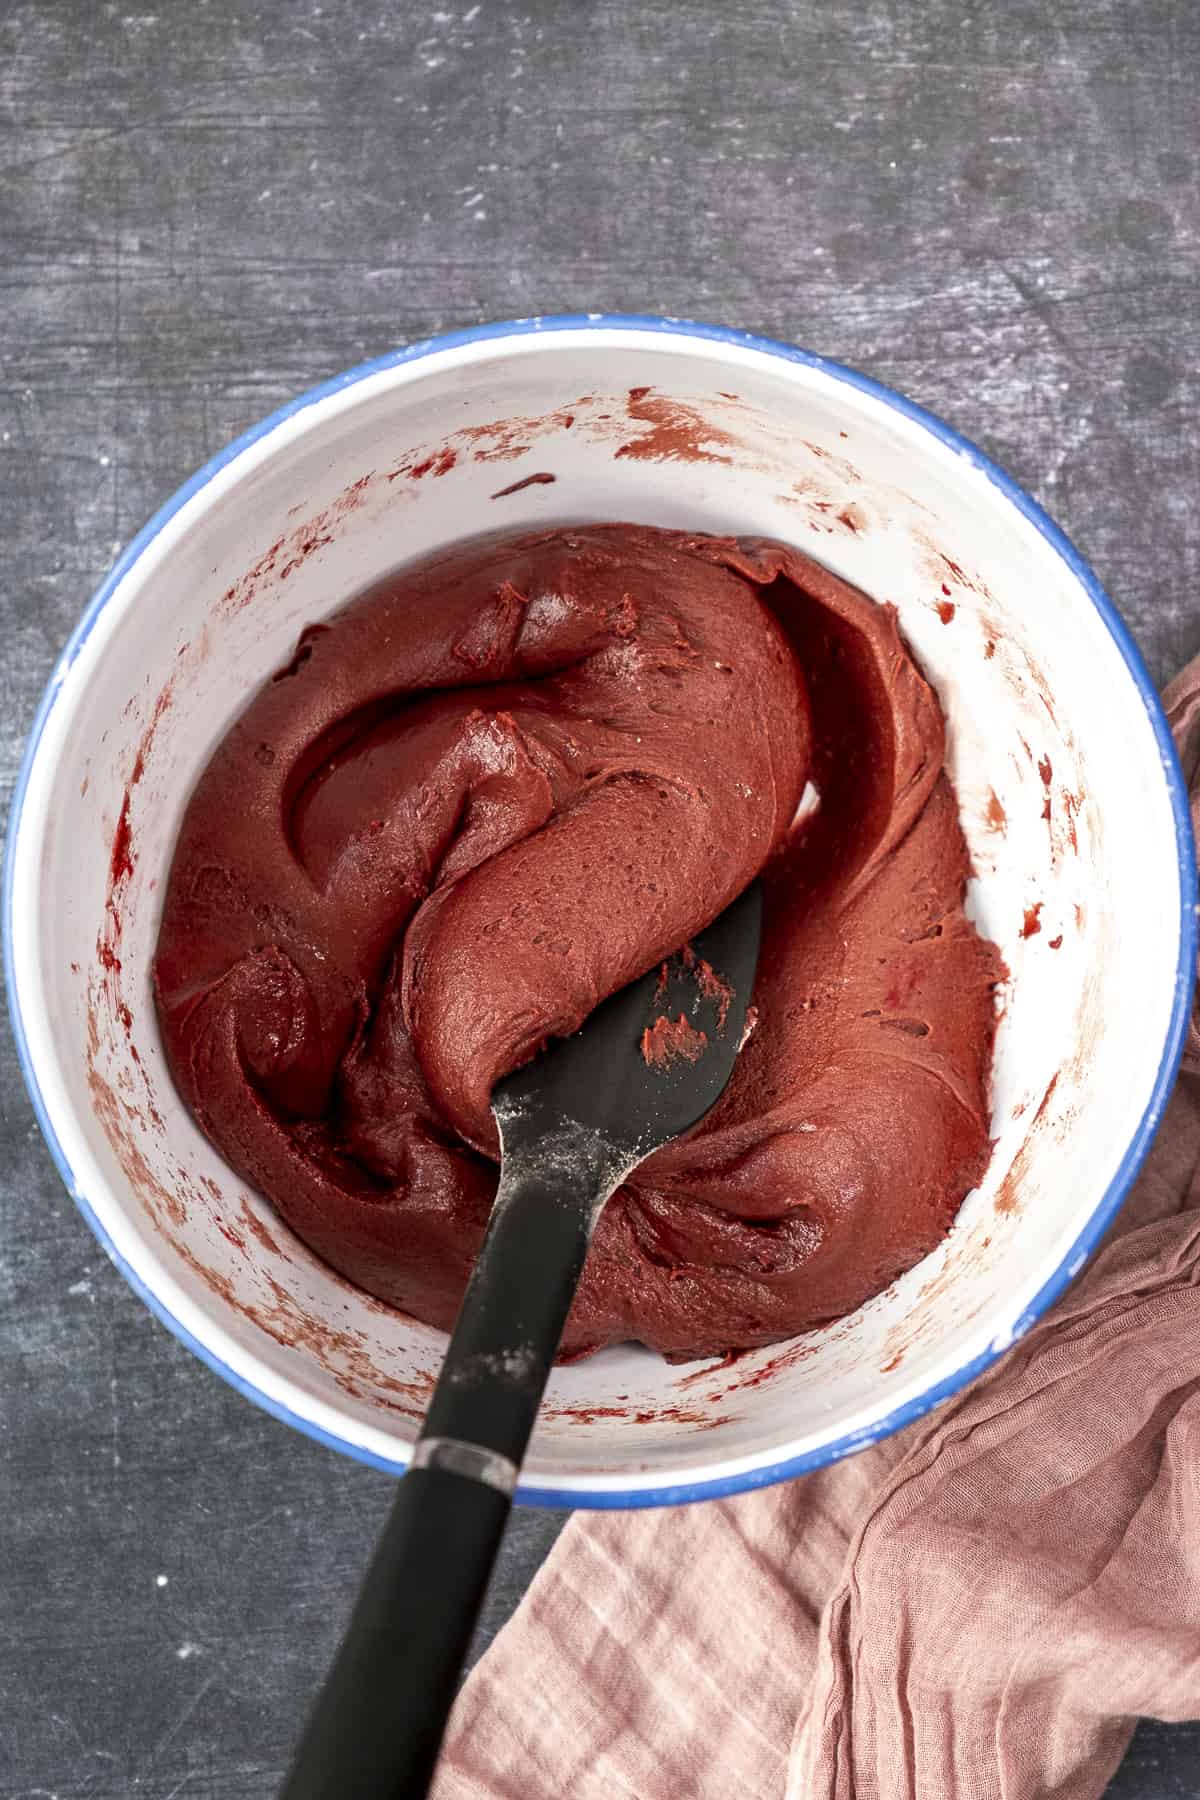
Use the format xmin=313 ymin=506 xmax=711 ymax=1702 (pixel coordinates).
xmin=155 ymin=525 xmax=1002 ymax=1360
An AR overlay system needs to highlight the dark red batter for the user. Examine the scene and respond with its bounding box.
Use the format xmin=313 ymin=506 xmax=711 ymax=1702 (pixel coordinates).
xmin=641 ymin=1013 xmax=709 ymax=1069
xmin=155 ymin=525 xmax=1002 ymax=1360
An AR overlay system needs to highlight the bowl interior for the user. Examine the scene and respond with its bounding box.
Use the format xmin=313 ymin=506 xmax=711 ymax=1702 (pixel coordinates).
xmin=8 ymin=326 xmax=1187 ymax=1501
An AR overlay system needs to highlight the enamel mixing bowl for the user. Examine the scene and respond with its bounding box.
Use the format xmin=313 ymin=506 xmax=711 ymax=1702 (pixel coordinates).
xmin=5 ymin=317 xmax=1195 ymax=1506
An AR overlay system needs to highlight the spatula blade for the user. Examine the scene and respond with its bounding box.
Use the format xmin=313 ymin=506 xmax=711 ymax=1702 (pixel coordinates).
xmin=493 ymin=879 xmax=763 ymax=1162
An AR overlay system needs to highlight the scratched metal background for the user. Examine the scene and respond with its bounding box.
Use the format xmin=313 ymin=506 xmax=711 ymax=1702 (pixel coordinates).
xmin=2 ymin=2 xmax=1198 ymax=1794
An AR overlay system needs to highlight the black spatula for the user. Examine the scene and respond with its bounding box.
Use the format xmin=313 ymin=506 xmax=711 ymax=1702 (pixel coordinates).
xmin=281 ymin=880 xmax=763 ymax=1800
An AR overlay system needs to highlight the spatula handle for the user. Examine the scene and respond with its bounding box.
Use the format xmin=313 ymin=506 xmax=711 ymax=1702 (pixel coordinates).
xmin=280 ymin=1462 xmax=508 ymax=1799
xmin=421 ymin=1140 xmax=615 ymax=1461
xmin=280 ymin=1144 xmax=616 ymax=1800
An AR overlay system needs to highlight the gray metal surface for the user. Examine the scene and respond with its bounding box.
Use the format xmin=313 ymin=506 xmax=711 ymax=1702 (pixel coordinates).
xmin=2 ymin=1 xmax=1197 ymax=1794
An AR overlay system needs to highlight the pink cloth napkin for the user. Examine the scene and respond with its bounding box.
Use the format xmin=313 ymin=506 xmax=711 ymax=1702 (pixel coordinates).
xmin=433 ymin=660 xmax=1200 ymax=1800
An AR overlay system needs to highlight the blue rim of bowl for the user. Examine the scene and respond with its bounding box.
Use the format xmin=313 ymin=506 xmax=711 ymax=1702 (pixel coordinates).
xmin=5 ymin=313 xmax=1196 ymax=1508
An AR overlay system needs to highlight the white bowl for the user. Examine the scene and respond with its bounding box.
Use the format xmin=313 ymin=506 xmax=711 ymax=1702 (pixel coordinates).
xmin=6 ymin=317 xmax=1195 ymax=1507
